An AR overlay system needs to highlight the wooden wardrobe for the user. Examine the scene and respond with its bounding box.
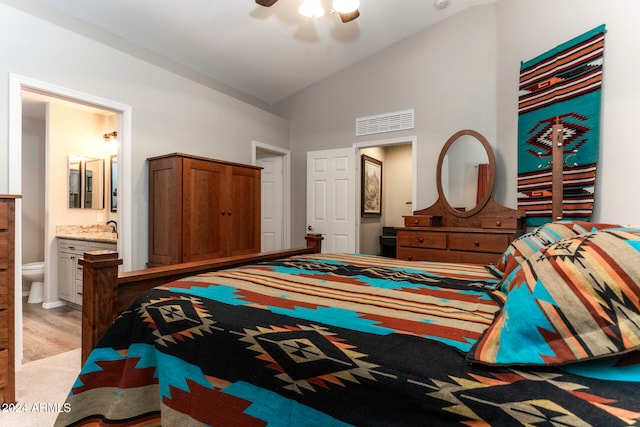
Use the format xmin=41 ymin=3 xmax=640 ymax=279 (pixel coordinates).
xmin=148 ymin=153 xmax=261 ymax=267
xmin=0 ymin=195 xmax=18 ymax=404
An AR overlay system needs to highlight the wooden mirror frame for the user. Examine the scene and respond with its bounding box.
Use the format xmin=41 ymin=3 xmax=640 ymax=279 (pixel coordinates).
xmin=436 ymin=129 xmax=496 ymax=218
xmin=413 ymin=129 xmax=524 ymax=228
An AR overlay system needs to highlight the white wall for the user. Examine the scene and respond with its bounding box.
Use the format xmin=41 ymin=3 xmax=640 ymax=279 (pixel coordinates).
xmin=384 ymin=144 xmax=413 ymax=227
xmin=275 ymin=5 xmax=498 ymax=246
xmin=495 ymin=0 xmax=640 ymax=226
xmin=277 ymin=0 xmax=640 ymax=249
xmin=21 ymin=117 xmax=45 ymax=267
xmin=0 ymin=2 xmax=291 ymax=269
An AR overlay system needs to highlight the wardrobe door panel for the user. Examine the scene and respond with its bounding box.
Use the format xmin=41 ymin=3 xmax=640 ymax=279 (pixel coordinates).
xmin=148 ymin=156 xmax=182 ymax=266
xmin=182 ymin=158 xmax=226 ymax=262
xmin=227 ymin=166 xmax=261 ymax=256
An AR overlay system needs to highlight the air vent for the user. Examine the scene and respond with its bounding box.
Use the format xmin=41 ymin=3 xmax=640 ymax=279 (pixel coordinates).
xmin=356 ymin=109 xmax=414 ymax=136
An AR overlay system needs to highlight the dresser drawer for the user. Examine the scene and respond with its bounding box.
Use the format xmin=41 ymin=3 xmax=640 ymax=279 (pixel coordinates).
xmin=0 ymin=349 xmax=7 ymax=388
xmin=480 ymin=216 xmax=522 ymax=229
xmin=0 ymin=310 xmax=7 ymax=349
xmin=0 ymin=232 xmax=6 ymax=270
xmin=397 ymin=231 xmax=447 ymax=249
xmin=0 ymin=202 xmax=7 ymax=230
xmin=397 ymin=247 xmax=446 ymax=262
xmin=449 ymin=233 xmax=509 ymax=254
xmin=403 ymin=215 xmax=442 ymax=227
xmin=0 ymin=272 xmax=6 ymax=308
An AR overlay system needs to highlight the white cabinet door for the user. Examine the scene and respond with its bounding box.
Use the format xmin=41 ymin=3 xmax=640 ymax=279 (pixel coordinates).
xmin=58 ymin=252 xmax=77 ymax=302
xmin=306 ymin=148 xmax=356 ymax=253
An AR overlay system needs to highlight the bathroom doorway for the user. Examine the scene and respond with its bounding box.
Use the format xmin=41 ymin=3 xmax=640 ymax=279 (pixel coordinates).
xmin=8 ymin=74 xmax=133 ymax=370
xmin=354 ymin=137 xmax=417 ymax=256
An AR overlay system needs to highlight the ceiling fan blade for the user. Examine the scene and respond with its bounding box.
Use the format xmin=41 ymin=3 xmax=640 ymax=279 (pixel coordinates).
xmin=255 ymin=0 xmax=278 ymax=6
xmin=338 ymin=8 xmax=360 ymax=23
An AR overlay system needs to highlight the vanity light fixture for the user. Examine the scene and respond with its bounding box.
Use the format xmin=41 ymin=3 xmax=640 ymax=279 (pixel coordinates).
xmin=103 ymin=131 xmax=118 ymax=142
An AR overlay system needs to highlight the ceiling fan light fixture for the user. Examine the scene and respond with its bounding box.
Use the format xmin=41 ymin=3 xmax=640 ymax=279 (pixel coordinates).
xmin=434 ymin=0 xmax=449 ymax=10
xmin=332 ymin=0 xmax=359 ymax=14
xmin=299 ymin=0 xmax=325 ymax=18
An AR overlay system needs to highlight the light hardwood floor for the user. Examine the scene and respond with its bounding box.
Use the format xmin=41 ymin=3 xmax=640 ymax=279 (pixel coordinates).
xmin=22 ymin=297 xmax=82 ymax=363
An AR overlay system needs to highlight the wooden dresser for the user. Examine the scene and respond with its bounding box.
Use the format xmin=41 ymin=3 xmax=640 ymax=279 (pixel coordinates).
xmin=148 ymin=153 xmax=261 ymax=266
xmin=0 ymin=195 xmax=18 ymax=404
xmin=397 ymin=216 xmax=523 ymax=264
xmin=396 ymin=130 xmax=524 ymax=265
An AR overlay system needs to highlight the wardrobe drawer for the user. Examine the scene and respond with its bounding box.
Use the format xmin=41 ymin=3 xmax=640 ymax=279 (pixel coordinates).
xmin=397 ymin=231 xmax=447 ymax=249
xmin=449 ymin=233 xmax=509 ymax=254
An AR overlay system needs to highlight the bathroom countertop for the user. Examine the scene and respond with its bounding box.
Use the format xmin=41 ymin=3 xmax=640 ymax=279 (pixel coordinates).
xmin=56 ymin=224 xmax=118 ymax=244
xmin=56 ymin=232 xmax=117 ymax=244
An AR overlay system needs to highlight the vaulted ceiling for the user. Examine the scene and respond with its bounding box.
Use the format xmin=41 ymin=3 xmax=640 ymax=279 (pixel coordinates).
xmin=10 ymin=0 xmax=496 ymax=108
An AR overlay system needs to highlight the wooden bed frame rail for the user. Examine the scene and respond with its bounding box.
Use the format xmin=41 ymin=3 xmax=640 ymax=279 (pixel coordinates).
xmin=79 ymin=234 xmax=323 ymax=363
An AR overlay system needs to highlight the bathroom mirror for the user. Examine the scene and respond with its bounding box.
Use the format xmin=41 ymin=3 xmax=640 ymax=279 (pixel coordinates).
xmin=110 ymin=155 xmax=117 ymax=212
xmin=68 ymin=158 xmax=81 ymax=208
xmin=436 ymin=130 xmax=495 ymax=217
xmin=68 ymin=156 xmax=105 ymax=209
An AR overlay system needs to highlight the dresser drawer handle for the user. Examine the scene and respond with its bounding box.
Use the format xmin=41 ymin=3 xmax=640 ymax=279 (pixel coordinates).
xmin=407 ymin=256 xmax=413 ymax=261
xmin=418 ymin=237 xmax=424 ymax=243
xmin=474 ymin=240 xmax=480 ymax=247
xmin=413 ymin=219 xmax=419 ymax=225
xmin=495 ymin=220 xmax=502 ymax=226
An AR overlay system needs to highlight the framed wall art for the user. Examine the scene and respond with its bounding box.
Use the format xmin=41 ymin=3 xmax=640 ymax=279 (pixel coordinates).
xmin=361 ymin=154 xmax=382 ymax=217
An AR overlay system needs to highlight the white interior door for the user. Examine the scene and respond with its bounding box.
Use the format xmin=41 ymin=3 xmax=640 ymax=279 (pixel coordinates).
xmin=257 ymin=153 xmax=284 ymax=251
xmin=306 ymin=148 xmax=356 ymax=253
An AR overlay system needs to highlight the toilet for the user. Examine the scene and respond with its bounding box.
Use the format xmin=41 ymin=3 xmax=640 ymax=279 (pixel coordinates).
xmin=22 ymin=262 xmax=45 ymax=304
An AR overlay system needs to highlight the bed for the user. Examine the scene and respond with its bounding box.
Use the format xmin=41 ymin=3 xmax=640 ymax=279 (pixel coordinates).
xmin=54 ymin=221 xmax=640 ymax=426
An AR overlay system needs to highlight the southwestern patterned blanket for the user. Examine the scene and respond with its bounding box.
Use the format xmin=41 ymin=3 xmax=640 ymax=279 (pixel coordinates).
xmin=55 ymin=253 xmax=639 ymax=426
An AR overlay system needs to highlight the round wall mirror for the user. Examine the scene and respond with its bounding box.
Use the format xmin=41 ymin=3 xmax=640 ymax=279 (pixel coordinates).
xmin=436 ymin=130 xmax=496 ymax=217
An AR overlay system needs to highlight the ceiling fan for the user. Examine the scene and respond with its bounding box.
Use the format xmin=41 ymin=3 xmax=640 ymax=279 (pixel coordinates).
xmin=255 ymin=0 xmax=361 ymax=23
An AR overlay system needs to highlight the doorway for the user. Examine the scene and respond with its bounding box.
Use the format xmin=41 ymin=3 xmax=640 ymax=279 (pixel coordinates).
xmin=8 ymin=73 xmax=133 ymax=370
xmin=304 ymin=136 xmax=416 ymax=255
xmin=355 ymin=138 xmax=415 ymax=255
xmin=253 ymin=141 xmax=291 ymax=251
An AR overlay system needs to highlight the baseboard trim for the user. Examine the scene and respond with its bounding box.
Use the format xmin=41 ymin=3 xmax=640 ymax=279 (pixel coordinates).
xmin=42 ymin=300 xmax=67 ymax=309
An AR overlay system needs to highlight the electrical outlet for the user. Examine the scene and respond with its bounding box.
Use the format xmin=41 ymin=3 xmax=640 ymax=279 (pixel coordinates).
xmin=97 ymin=213 xmax=104 ymax=222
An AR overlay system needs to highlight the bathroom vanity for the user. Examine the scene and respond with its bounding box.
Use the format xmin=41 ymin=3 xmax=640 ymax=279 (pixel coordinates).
xmin=57 ymin=226 xmax=116 ymax=306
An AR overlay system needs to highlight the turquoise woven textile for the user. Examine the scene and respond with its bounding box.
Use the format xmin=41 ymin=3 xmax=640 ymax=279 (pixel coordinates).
xmin=517 ymin=25 xmax=606 ymax=227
